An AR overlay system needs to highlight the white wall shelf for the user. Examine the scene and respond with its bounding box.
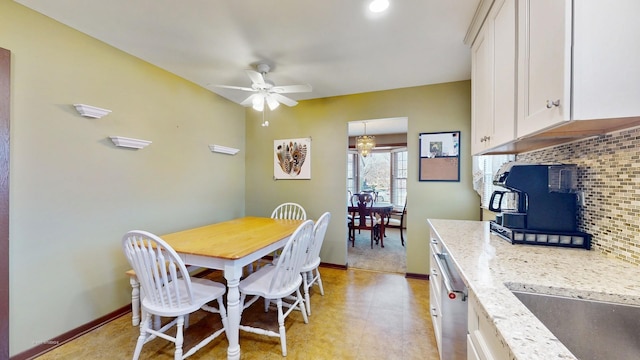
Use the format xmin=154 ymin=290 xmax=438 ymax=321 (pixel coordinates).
xmin=209 ymin=144 xmax=240 ymax=155
xmin=109 ymin=136 xmax=152 ymax=149
xmin=74 ymin=104 xmax=111 ymax=118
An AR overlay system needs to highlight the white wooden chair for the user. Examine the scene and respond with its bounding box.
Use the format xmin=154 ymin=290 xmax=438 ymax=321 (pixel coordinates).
xmin=126 ymin=265 xmax=203 ymax=328
xmin=270 ymin=202 xmax=307 ymax=220
xmin=122 ymin=230 xmax=228 ymax=360
xmin=301 ymin=212 xmax=331 ymax=315
xmin=260 ymin=202 xmax=307 ymax=269
xmin=238 ymin=220 xmax=314 ymax=357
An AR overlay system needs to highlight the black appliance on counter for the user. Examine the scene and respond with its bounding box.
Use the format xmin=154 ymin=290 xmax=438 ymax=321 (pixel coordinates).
xmin=488 ymin=162 xmax=591 ymax=249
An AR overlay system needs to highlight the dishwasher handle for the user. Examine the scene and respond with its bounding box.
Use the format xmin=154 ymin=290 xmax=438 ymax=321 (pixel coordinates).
xmin=430 ymin=243 xmax=467 ymax=301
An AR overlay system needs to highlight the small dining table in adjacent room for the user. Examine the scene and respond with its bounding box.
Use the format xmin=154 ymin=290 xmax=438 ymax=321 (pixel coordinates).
xmin=159 ymin=216 xmax=304 ymax=360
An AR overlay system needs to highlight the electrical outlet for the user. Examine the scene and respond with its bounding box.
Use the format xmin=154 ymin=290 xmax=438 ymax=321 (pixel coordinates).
xmin=577 ymin=191 xmax=586 ymax=207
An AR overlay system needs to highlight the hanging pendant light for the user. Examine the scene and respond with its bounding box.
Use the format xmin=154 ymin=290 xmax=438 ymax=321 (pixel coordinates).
xmin=356 ymin=122 xmax=376 ymax=157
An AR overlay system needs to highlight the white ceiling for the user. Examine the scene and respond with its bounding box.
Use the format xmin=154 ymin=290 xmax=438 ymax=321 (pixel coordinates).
xmin=15 ymin=0 xmax=479 ymax=134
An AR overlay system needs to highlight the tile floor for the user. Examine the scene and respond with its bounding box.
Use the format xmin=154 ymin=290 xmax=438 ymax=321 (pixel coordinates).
xmin=34 ymin=267 xmax=439 ymax=360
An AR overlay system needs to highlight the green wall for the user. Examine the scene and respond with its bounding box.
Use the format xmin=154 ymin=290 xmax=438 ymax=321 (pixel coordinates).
xmin=2 ymin=2 xmax=245 ymax=356
xmin=244 ymin=82 xmax=479 ymax=275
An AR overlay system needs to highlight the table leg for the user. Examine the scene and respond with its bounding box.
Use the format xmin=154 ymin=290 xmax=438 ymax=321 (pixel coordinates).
xmin=129 ymin=276 xmax=140 ymax=326
xmin=379 ymin=216 xmax=386 ymax=248
xmin=224 ymin=265 xmax=243 ymax=360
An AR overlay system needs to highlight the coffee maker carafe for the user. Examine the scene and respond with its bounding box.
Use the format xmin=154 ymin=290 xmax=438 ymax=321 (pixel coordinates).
xmin=490 ymin=163 xmax=578 ymax=232
xmin=488 ymin=190 xmax=527 ymax=228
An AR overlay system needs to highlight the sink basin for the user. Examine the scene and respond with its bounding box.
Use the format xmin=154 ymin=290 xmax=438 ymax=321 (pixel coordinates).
xmin=511 ymin=291 xmax=640 ymax=360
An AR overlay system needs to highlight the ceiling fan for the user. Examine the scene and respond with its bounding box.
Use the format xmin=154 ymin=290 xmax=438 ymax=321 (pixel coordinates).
xmin=214 ymin=63 xmax=312 ymax=111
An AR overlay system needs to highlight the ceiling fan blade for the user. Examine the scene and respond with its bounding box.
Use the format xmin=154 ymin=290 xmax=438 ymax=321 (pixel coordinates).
xmin=240 ymin=93 xmax=260 ymax=107
xmin=212 ymin=84 xmax=255 ymax=92
xmin=245 ymin=70 xmax=265 ymax=86
xmin=271 ymin=93 xmax=298 ymax=107
xmin=265 ymin=94 xmax=280 ymax=110
xmin=272 ymin=84 xmax=312 ymax=93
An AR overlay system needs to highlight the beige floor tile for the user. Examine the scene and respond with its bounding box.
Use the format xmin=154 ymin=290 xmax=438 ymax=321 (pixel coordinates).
xmin=35 ymin=267 xmax=437 ymax=360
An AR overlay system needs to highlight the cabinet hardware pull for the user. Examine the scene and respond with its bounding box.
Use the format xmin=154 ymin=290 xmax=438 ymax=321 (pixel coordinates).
xmin=431 ymin=243 xmax=467 ymax=302
xmin=546 ymin=99 xmax=560 ymax=108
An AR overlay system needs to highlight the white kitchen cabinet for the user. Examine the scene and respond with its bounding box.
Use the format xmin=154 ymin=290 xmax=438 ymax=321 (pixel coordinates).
xmin=516 ymin=0 xmax=571 ymax=136
xmin=429 ymin=230 xmax=468 ymax=360
xmin=517 ymin=0 xmax=640 ymax=138
xmin=468 ymin=0 xmax=640 ymax=154
xmin=471 ymin=0 xmax=516 ymax=155
xmin=471 ymin=25 xmax=492 ymax=155
xmin=467 ymin=291 xmax=510 ymax=360
xmin=429 ymin=234 xmax=444 ymax=355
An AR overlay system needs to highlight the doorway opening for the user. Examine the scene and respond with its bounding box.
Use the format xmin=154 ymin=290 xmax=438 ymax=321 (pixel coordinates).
xmin=346 ymin=118 xmax=407 ymax=273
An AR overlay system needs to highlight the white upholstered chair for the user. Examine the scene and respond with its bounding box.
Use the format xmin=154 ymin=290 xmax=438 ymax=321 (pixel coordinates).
xmin=122 ymin=230 xmax=228 ymax=360
xmin=270 ymin=202 xmax=307 ymax=220
xmin=384 ymin=200 xmax=407 ymax=246
xmin=238 ymin=220 xmax=314 ymax=356
xmin=301 ymin=212 xmax=331 ymax=315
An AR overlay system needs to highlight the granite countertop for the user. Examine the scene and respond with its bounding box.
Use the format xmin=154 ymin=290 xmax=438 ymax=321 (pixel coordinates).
xmin=427 ymin=219 xmax=640 ymax=360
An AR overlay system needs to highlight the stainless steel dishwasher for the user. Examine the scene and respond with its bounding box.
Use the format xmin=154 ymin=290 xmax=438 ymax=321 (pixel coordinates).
xmin=430 ymin=237 xmax=468 ymax=360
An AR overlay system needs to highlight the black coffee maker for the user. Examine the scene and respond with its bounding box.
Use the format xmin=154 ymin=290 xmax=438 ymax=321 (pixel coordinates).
xmin=489 ymin=163 xmax=578 ymax=232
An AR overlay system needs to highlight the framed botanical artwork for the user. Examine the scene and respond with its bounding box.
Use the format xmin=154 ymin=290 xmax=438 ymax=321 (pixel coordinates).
xmin=419 ymin=131 xmax=460 ymax=182
xmin=274 ymin=137 xmax=311 ymax=180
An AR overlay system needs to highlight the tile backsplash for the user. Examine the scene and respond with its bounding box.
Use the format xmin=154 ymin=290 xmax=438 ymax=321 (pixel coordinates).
xmin=517 ymin=127 xmax=640 ymax=266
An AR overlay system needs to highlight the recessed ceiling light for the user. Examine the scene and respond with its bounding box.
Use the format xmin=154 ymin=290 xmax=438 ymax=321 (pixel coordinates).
xmin=369 ymin=0 xmax=389 ymax=13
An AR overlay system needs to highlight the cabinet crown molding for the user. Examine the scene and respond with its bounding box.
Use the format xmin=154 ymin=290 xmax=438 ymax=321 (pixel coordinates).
xmin=464 ymin=0 xmax=495 ymax=46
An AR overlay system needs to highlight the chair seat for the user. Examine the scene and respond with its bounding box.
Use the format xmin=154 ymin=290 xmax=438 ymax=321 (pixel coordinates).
xmin=142 ymin=277 xmax=226 ymax=317
xmin=351 ymin=217 xmax=380 ymax=227
xmin=300 ymin=257 xmax=321 ymax=273
xmin=239 ymin=264 xmax=303 ymax=299
xmin=386 ymin=218 xmax=403 ymax=227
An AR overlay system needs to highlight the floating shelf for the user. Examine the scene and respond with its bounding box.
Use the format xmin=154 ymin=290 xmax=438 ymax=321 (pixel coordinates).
xmin=109 ymin=136 xmax=152 ymax=149
xmin=209 ymin=144 xmax=240 ymax=155
xmin=74 ymin=104 xmax=111 ymax=118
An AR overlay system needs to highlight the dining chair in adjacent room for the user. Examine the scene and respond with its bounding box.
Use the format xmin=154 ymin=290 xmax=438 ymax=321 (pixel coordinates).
xmin=270 ymin=202 xmax=307 ymax=220
xmin=238 ymin=220 xmax=314 ymax=357
xmin=348 ymin=193 xmax=382 ymax=248
xmin=122 ymin=230 xmax=228 ymax=360
xmin=384 ymin=199 xmax=407 ymax=246
xmin=301 ymin=212 xmax=331 ymax=315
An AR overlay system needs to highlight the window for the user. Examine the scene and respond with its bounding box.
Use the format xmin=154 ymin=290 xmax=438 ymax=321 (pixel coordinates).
xmin=392 ymin=150 xmax=407 ymax=206
xmin=347 ymin=149 xmax=407 ymax=206
xmin=475 ymin=155 xmax=514 ymax=208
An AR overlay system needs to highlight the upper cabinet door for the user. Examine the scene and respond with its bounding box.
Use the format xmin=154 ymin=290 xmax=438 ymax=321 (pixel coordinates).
xmin=517 ymin=0 xmax=572 ymax=137
xmin=471 ymin=25 xmax=493 ymax=155
xmin=471 ymin=0 xmax=516 ymax=156
xmin=490 ymin=0 xmax=516 ymax=146
xmin=572 ymin=0 xmax=640 ymax=120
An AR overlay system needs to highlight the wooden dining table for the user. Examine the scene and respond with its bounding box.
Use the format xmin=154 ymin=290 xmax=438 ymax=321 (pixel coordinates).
xmin=160 ymin=216 xmax=304 ymax=360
